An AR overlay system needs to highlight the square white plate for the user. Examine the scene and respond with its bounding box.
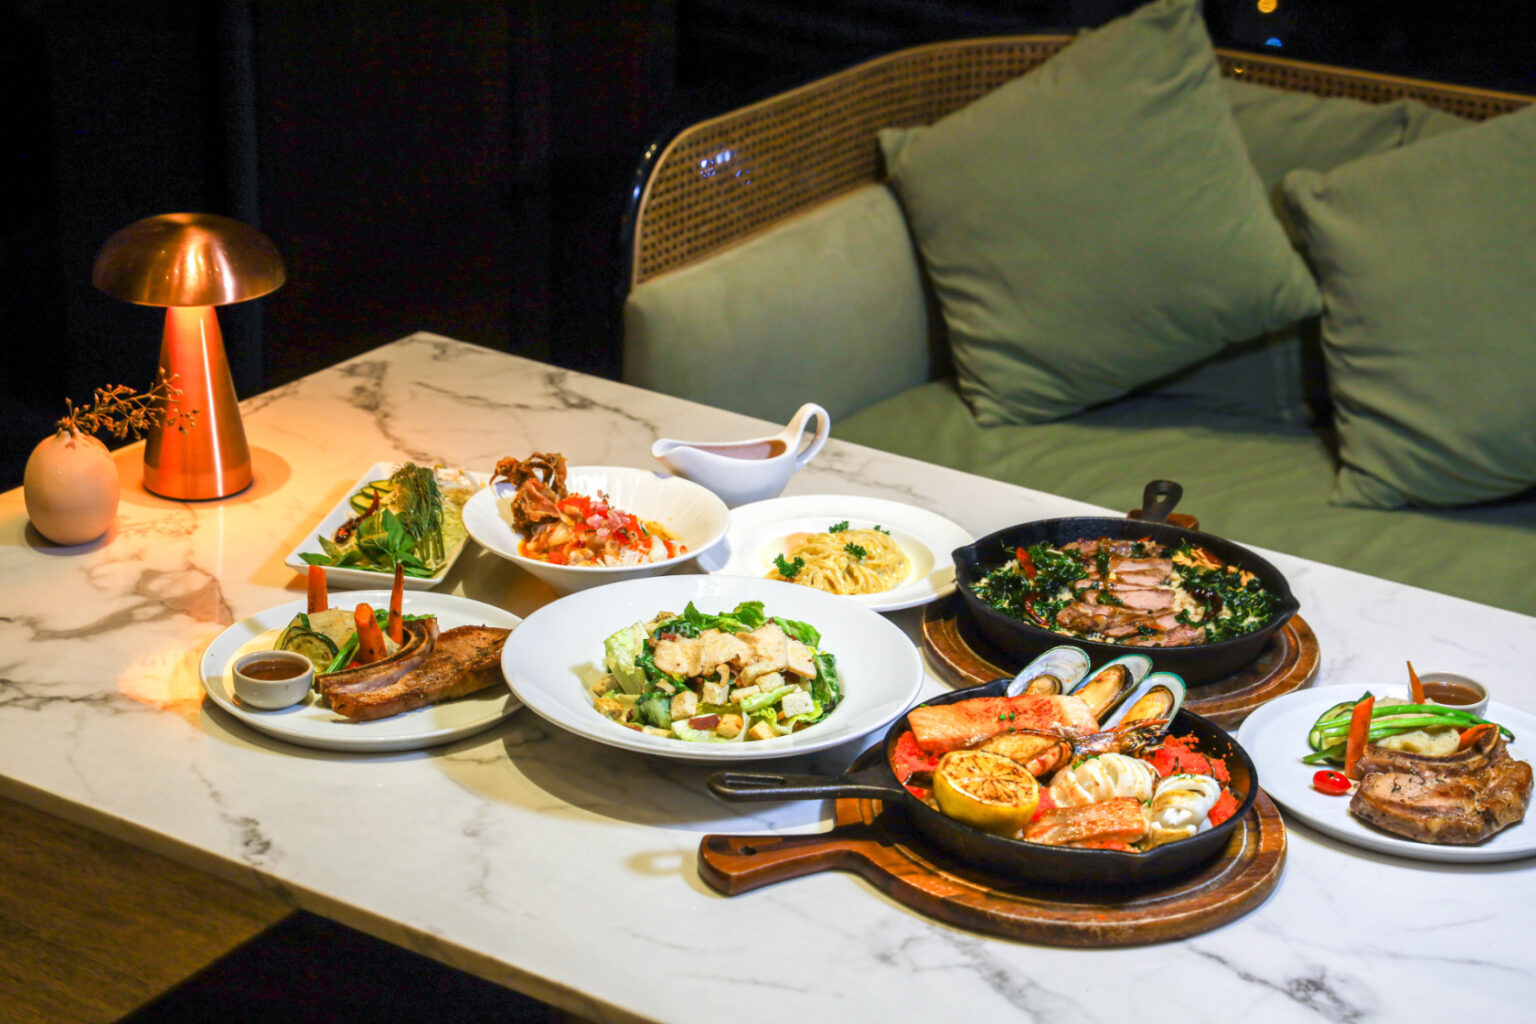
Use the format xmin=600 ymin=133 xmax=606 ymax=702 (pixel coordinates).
xmin=284 ymin=462 xmax=487 ymax=591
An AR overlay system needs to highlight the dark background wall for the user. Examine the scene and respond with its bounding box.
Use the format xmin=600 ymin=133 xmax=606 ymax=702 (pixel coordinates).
xmin=5 ymin=0 xmax=1530 ymax=492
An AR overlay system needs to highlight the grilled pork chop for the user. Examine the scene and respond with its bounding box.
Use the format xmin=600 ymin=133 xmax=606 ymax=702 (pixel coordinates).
xmin=327 ymin=625 xmax=512 ymax=722
xmin=315 ymin=618 xmax=439 ymax=698
xmin=1350 ymin=733 xmax=1532 ymax=845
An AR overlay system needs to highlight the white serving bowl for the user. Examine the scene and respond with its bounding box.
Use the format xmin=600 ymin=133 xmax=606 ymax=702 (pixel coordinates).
xmin=461 ymin=465 xmax=730 ymax=593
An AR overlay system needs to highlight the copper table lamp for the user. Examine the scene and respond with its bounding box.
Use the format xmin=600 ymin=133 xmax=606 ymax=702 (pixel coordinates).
xmin=92 ymin=213 xmax=285 ymax=499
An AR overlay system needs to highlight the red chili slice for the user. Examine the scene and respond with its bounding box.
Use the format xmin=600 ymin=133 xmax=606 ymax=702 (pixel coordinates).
xmin=1312 ymin=770 xmax=1352 ymax=796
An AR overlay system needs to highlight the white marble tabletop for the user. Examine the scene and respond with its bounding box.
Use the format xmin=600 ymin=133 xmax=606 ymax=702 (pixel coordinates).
xmin=2 ymin=333 xmax=1532 ymax=1023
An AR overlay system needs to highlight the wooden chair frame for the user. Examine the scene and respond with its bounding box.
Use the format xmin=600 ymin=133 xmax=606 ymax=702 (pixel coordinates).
xmin=623 ymin=37 xmax=1531 ymax=292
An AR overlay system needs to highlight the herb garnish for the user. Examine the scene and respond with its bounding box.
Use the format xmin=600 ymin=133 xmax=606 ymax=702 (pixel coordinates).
xmin=843 ymin=542 xmax=867 ymax=560
xmin=828 ymin=521 xmax=850 ymax=533
xmin=774 ymin=554 xmax=805 ymax=578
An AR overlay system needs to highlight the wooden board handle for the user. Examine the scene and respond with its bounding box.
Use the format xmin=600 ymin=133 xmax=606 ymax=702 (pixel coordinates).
xmin=699 ymin=830 xmax=874 ymax=896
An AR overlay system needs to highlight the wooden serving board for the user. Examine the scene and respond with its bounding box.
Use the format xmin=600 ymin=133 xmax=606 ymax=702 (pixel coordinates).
xmin=921 ymin=595 xmax=1320 ymax=729
xmin=699 ymin=788 xmax=1286 ymax=946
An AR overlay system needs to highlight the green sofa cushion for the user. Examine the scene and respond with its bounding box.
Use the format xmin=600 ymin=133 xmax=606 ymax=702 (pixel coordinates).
xmin=837 ymin=378 xmax=1536 ymax=615
xmin=622 ymin=184 xmax=936 ymax=423
xmin=1281 ymin=104 xmax=1536 ymax=508
xmin=1142 ymin=80 xmax=1475 ymax=426
xmin=878 ymin=0 xmax=1320 ymax=426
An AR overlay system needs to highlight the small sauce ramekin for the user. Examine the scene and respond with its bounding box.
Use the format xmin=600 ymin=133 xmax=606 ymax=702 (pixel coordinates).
xmin=232 ymin=649 xmax=314 ymax=710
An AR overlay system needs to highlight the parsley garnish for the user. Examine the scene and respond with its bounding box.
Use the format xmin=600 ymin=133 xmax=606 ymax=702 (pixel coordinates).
xmin=828 ymin=521 xmax=850 ymax=533
xmin=843 ymin=542 xmax=868 ymax=560
xmin=873 ymin=525 xmax=890 ymax=534
xmin=773 ymin=554 xmax=805 ymax=578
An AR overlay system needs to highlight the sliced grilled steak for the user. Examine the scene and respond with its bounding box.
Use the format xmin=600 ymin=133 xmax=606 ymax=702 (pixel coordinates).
xmin=328 ymin=625 xmax=512 ymax=722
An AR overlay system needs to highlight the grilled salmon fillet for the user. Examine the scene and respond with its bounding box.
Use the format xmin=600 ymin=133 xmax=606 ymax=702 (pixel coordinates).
xmin=328 ymin=625 xmax=512 ymax=722
xmin=907 ymin=695 xmax=1099 ymax=754
xmin=1024 ymin=797 xmax=1149 ymax=847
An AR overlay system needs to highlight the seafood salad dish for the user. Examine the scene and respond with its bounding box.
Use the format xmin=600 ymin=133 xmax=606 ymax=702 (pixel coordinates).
xmin=277 ymin=566 xmax=510 ymax=721
xmin=589 ymin=600 xmax=842 ymax=742
xmin=890 ymin=648 xmax=1240 ymax=850
xmin=766 ymin=519 xmax=911 ymax=596
xmin=1302 ymin=665 xmax=1531 ymax=845
xmin=971 ymin=537 xmax=1276 ymax=647
xmin=299 ymin=463 xmax=477 ymax=578
xmin=494 ymin=452 xmax=684 ymax=566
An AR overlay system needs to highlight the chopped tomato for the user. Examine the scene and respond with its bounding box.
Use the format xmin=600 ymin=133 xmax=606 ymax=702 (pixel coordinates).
xmin=1208 ymin=789 xmax=1241 ymax=825
xmin=1149 ymin=734 xmax=1230 ymax=784
xmin=1312 ymin=770 xmax=1351 ymax=796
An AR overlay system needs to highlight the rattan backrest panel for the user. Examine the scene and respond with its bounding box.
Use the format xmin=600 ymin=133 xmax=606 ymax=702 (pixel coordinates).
xmin=631 ymin=37 xmax=1531 ymax=288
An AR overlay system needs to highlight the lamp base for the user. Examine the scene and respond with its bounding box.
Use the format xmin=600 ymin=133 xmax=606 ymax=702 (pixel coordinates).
xmin=143 ymin=306 xmax=253 ymax=500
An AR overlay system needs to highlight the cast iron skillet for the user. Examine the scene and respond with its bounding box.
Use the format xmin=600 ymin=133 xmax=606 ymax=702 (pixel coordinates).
xmin=708 ymin=677 xmax=1259 ymax=888
xmin=952 ymin=480 xmax=1300 ymax=685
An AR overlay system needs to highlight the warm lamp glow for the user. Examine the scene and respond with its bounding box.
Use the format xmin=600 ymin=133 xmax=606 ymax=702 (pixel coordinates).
xmin=1257 ymin=0 xmax=1278 ymax=13
xmin=92 ymin=213 xmax=284 ymax=500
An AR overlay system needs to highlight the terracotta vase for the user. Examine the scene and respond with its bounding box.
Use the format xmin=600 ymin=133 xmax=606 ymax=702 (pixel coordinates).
xmin=23 ymin=429 xmax=121 ymax=545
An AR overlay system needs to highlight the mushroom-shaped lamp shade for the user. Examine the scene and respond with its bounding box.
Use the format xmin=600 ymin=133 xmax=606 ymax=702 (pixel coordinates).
xmin=92 ymin=213 xmax=286 ymax=500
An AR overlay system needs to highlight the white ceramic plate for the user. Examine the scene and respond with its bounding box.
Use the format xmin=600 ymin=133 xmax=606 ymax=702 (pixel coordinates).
xmin=1238 ymin=684 xmax=1536 ymax=863
xmin=199 ymin=591 xmax=522 ymax=752
xmin=284 ymin=462 xmax=487 ymax=591
xmin=501 ymin=575 xmax=925 ymax=761
xmin=461 ymin=466 xmax=730 ymax=593
xmin=695 ymin=494 xmax=973 ymax=613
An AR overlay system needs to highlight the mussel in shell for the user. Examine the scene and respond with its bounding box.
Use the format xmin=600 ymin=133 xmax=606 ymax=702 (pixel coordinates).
xmin=1068 ymin=653 xmax=1152 ymax=720
xmin=1005 ymin=645 xmax=1091 ymax=697
xmin=1103 ymin=671 xmax=1187 ymax=731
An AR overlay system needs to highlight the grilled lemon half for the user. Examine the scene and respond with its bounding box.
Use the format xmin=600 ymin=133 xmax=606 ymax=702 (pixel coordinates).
xmin=933 ymin=749 xmax=1040 ymax=836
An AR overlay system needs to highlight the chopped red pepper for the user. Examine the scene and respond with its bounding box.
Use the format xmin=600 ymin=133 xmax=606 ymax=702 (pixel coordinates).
xmin=1014 ymin=546 xmax=1038 ymax=579
xmin=1208 ymin=790 xmax=1241 ymax=824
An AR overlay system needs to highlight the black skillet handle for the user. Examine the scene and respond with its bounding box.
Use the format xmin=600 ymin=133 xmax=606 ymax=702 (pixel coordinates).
xmin=707 ymin=766 xmax=901 ymax=803
xmin=1139 ymin=480 xmax=1184 ymax=524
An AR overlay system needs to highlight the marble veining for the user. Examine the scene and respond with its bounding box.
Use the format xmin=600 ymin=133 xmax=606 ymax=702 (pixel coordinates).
xmin=2 ymin=333 xmax=1534 ymax=1024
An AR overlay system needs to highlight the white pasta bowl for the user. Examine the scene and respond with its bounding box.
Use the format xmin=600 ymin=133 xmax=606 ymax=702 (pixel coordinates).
xmin=460 ymin=465 xmax=729 ymax=593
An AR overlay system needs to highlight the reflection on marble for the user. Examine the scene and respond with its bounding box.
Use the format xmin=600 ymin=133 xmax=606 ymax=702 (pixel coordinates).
xmin=2 ymin=334 xmax=1533 ymax=1023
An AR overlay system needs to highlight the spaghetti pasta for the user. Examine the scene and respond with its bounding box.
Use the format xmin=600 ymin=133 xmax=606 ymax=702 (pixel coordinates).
xmin=768 ymin=524 xmax=910 ymax=595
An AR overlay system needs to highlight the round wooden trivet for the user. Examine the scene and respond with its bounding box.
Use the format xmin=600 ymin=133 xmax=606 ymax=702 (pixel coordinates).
xmin=921 ymin=594 xmax=1320 ymax=729
xmin=699 ymin=787 xmax=1286 ymax=947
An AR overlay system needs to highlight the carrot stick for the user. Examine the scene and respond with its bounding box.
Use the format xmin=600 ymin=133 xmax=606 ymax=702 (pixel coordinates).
xmin=387 ymin=564 xmax=404 ymax=644
xmin=307 ymin=565 xmax=328 ymax=614
xmin=1345 ymin=695 xmax=1375 ymax=779
xmin=1407 ymin=661 xmax=1425 ymax=704
xmin=1458 ymin=723 xmax=1496 ymax=752
xmin=354 ymin=603 xmax=388 ymax=664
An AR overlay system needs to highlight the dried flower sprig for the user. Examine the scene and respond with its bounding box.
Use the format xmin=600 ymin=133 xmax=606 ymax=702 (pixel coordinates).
xmin=57 ymin=369 xmax=198 ymax=439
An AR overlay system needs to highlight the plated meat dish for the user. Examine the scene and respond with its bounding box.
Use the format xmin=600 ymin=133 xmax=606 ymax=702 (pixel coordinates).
xmin=277 ymin=566 xmax=511 ymax=722
xmin=1351 ymin=731 xmax=1532 ymax=844
xmin=493 ymin=452 xmax=684 ymax=566
xmin=1303 ymin=679 xmax=1531 ymax=845
xmin=888 ymin=651 xmax=1240 ymax=852
xmin=971 ymin=537 xmax=1276 ymax=647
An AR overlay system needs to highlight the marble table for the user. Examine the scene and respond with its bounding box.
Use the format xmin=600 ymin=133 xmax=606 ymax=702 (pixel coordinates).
xmin=2 ymin=333 xmax=1532 ymax=1023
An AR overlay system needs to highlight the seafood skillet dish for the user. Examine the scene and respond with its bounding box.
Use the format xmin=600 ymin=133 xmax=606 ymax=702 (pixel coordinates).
xmin=493 ymin=452 xmax=685 ymax=566
xmin=890 ymin=648 xmax=1241 ymax=851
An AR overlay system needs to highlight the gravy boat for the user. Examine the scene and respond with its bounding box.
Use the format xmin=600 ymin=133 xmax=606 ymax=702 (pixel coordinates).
xmin=651 ymin=402 xmax=830 ymax=507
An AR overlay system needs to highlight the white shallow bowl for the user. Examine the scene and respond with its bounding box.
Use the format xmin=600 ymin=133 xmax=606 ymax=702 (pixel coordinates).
xmin=461 ymin=466 xmax=730 ymax=593
xmin=695 ymin=493 xmax=973 ymax=613
xmin=501 ymin=574 xmax=925 ymax=761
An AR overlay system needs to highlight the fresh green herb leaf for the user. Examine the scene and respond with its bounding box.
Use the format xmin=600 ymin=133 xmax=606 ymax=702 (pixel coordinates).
xmin=828 ymin=521 xmax=850 ymax=533
xmin=843 ymin=542 xmax=867 ymax=560
xmin=773 ymin=554 xmax=805 ymax=578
